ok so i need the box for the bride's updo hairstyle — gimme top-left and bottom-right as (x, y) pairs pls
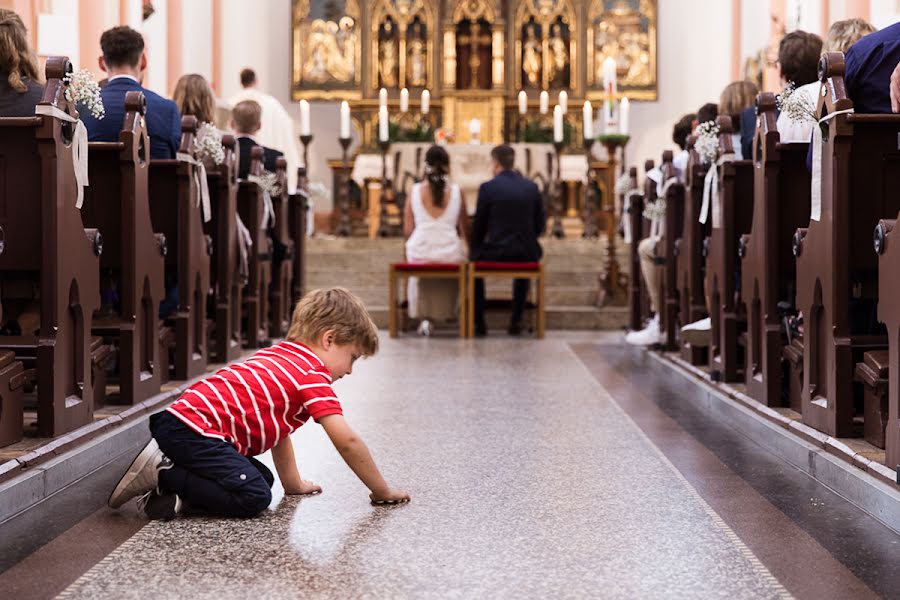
(424, 145), (450, 207)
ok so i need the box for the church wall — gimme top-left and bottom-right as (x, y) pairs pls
(181, 0), (213, 84)
(142, 0), (168, 96)
(870, 0), (900, 28)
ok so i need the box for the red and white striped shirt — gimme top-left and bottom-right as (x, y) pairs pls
(167, 341), (341, 456)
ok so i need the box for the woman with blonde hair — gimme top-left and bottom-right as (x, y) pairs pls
(0, 8), (43, 117)
(719, 80), (758, 158)
(172, 73), (217, 126)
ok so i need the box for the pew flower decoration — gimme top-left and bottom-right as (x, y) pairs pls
(777, 81), (816, 124)
(642, 198), (666, 222)
(615, 173), (632, 197)
(305, 181), (328, 202)
(193, 122), (225, 165)
(694, 120), (719, 165)
(64, 69), (104, 119)
(255, 170), (283, 198)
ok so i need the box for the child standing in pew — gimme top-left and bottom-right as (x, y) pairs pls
(108, 287), (410, 519)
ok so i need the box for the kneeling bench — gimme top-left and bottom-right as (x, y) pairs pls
(467, 262), (545, 339)
(854, 350), (889, 449)
(389, 263), (467, 338)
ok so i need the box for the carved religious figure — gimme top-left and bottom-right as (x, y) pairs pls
(406, 20), (427, 87)
(547, 22), (569, 87)
(379, 19), (399, 88)
(588, 0), (657, 98)
(522, 22), (542, 88)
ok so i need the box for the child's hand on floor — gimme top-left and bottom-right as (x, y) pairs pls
(370, 489), (410, 505)
(285, 480), (322, 496)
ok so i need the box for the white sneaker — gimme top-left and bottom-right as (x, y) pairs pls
(625, 315), (665, 346)
(108, 439), (173, 509)
(416, 319), (432, 337)
(680, 317), (712, 347)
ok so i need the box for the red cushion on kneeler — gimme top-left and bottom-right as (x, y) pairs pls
(472, 261), (540, 271)
(392, 262), (462, 272)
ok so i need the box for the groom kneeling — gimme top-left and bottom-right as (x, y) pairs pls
(470, 145), (546, 336)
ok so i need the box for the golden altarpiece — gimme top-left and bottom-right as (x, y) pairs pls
(291, 0), (657, 145)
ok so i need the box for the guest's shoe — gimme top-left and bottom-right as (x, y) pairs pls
(474, 322), (488, 337)
(507, 321), (523, 336)
(625, 314), (665, 346)
(137, 491), (183, 520)
(416, 319), (433, 337)
(680, 317), (711, 347)
(108, 439), (174, 509)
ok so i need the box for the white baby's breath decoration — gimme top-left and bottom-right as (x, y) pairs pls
(306, 181), (328, 201)
(615, 173), (632, 196)
(777, 81), (816, 125)
(193, 122), (224, 165)
(694, 120), (720, 165)
(642, 199), (666, 222)
(64, 69), (104, 119)
(254, 170), (283, 198)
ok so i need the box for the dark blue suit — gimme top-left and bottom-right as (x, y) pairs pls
(81, 76), (181, 160)
(470, 169), (546, 332)
(844, 21), (900, 114)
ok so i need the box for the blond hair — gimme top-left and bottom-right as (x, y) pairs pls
(232, 99), (261, 134)
(287, 288), (379, 356)
(824, 18), (876, 54)
(0, 9), (41, 93)
(173, 73), (217, 125)
(719, 80), (759, 119)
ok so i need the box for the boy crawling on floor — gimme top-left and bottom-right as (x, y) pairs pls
(108, 287), (410, 519)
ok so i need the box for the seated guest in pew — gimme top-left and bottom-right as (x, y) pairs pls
(671, 113), (696, 182)
(173, 73), (218, 130)
(740, 30), (822, 159)
(108, 288), (410, 519)
(844, 20), (900, 114)
(403, 145), (470, 336)
(780, 19), (876, 142)
(231, 100), (283, 178)
(470, 144), (545, 337)
(0, 9), (43, 117)
(719, 80), (758, 159)
(81, 26), (181, 159)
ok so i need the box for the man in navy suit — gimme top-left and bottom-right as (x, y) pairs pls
(81, 26), (181, 160)
(844, 21), (900, 114)
(470, 145), (545, 336)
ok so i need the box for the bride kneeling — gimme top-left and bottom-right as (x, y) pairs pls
(403, 145), (470, 336)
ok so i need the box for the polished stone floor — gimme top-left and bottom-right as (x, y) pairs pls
(55, 334), (798, 599)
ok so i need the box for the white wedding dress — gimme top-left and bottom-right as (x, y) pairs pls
(405, 182), (467, 320)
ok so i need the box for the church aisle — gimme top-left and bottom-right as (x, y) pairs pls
(47, 334), (819, 599)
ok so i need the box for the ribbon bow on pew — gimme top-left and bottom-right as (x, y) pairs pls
(35, 105), (89, 209)
(175, 151), (212, 223)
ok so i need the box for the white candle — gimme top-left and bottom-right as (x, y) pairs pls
(539, 90), (549, 115)
(339, 101), (350, 139)
(582, 100), (593, 139)
(421, 89), (430, 114)
(469, 118), (481, 135)
(558, 90), (568, 113)
(379, 88), (388, 109)
(378, 106), (389, 142)
(620, 97), (630, 135)
(553, 105), (563, 143)
(299, 100), (310, 136)
(518, 90), (528, 115)
(603, 57), (617, 97)
(603, 99), (615, 134)
(400, 88), (409, 113)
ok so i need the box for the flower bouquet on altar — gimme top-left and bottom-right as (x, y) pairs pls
(434, 128), (456, 145)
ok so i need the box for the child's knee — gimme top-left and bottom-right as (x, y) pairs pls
(234, 484), (272, 518)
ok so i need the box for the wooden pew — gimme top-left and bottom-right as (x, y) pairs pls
(0, 58), (101, 436)
(874, 218), (900, 467)
(290, 166), (308, 304)
(237, 146), (273, 347)
(793, 52), (900, 438)
(148, 115), (210, 380)
(626, 167), (643, 331)
(659, 151), (683, 351)
(205, 135), (243, 363)
(0, 259), (26, 447)
(269, 157), (294, 338)
(705, 116), (753, 382)
(740, 93), (811, 407)
(639, 159), (657, 327)
(81, 91), (165, 404)
(675, 137), (710, 364)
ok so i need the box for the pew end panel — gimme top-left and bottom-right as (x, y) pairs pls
(269, 157), (295, 338)
(237, 146), (273, 348)
(676, 139), (709, 365)
(875, 216), (900, 469)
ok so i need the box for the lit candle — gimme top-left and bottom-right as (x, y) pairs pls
(299, 100), (310, 136)
(339, 101), (350, 139)
(553, 105), (563, 143)
(603, 57), (617, 97)
(558, 90), (568, 113)
(582, 100), (593, 139)
(378, 105), (389, 142)
(518, 90), (528, 115)
(400, 88), (409, 113)
(421, 89), (430, 114)
(379, 88), (388, 109)
(603, 99), (615, 133)
(620, 97), (630, 135)
(539, 90), (549, 115)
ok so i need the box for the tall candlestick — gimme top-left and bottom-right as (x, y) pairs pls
(582, 100), (593, 139)
(379, 88), (388, 109)
(421, 89), (430, 114)
(378, 105), (389, 142)
(553, 105), (563, 143)
(299, 99), (310, 136)
(518, 90), (528, 115)
(339, 101), (350, 139)
(603, 57), (617, 97)
(620, 97), (630, 135)
(539, 90), (549, 115)
(399, 88), (409, 113)
(558, 90), (568, 113)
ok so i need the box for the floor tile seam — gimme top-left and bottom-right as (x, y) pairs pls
(55, 520), (159, 598)
(564, 343), (794, 600)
